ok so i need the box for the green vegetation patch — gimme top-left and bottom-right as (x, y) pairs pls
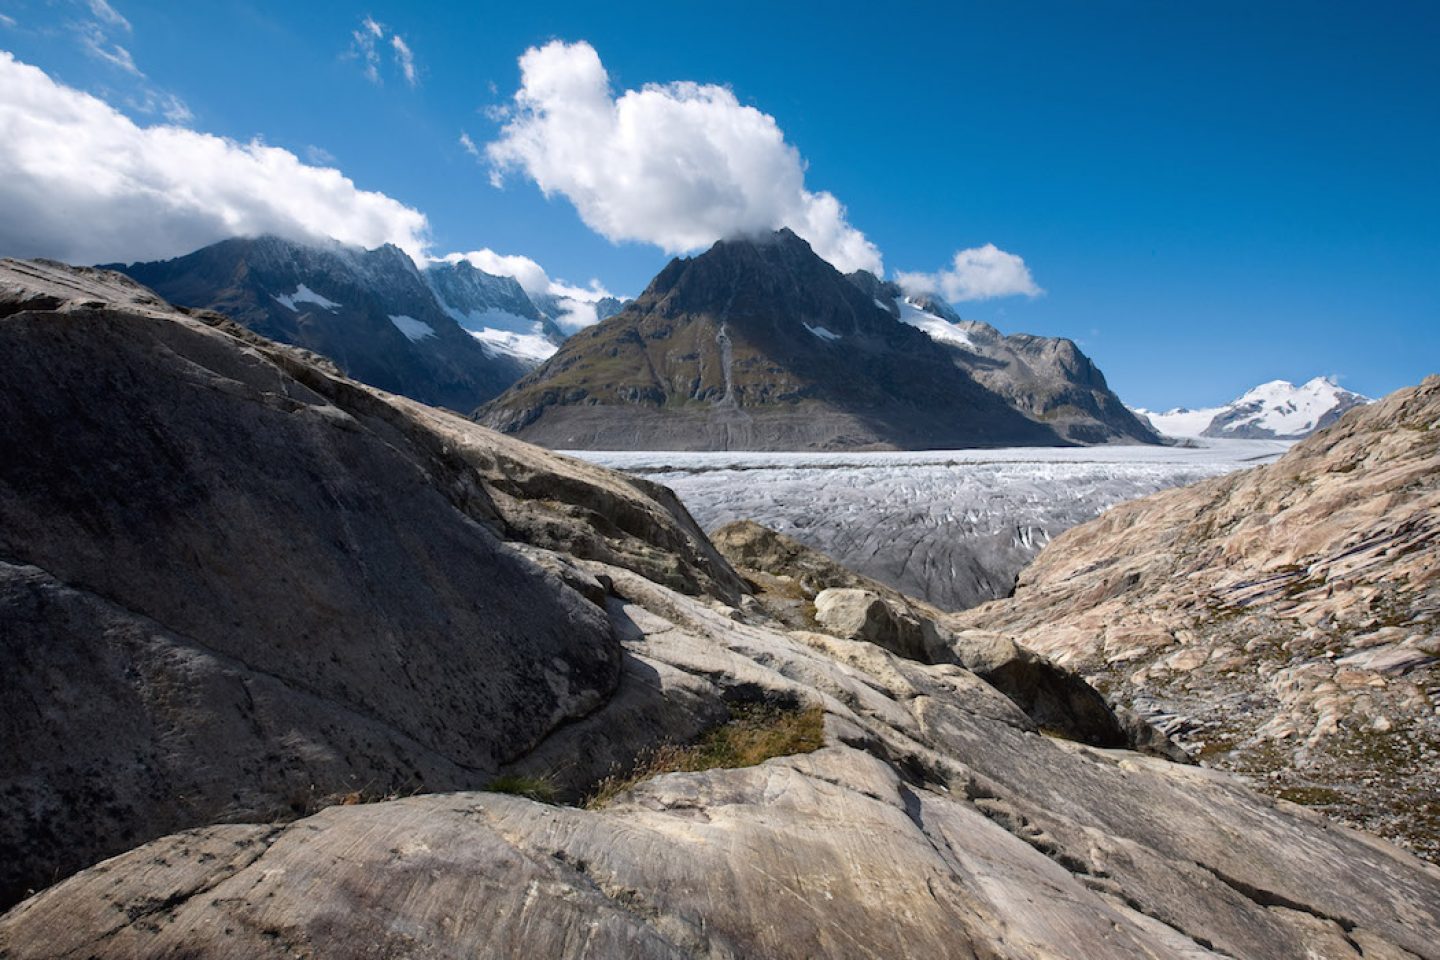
(585, 701), (826, 809)
(486, 775), (559, 804)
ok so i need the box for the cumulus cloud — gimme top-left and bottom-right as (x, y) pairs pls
(895, 244), (1043, 302)
(485, 40), (882, 275)
(435, 247), (616, 332)
(0, 52), (430, 264)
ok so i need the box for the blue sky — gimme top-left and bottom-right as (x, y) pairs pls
(1, 0), (1436, 409)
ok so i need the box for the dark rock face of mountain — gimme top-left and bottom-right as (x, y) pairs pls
(110, 236), (527, 412)
(3, 258), (1440, 959)
(478, 230), (1063, 450)
(854, 274), (1160, 444)
(592, 295), (627, 322)
(424, 258), (566, 342)
(0, 258), (737, 908)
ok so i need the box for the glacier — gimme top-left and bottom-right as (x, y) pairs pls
(575, 441), (1291, 611)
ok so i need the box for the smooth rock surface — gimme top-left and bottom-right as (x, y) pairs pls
(0, 258), (732, 906)
(5, 557), (1440, 959)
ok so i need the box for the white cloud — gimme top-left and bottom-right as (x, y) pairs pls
(895, 244), (1043, 302)
(391, 34), (416, 87)
(125, 89), (192, 124)
(349, 16), (417, 88)
(0, 52), (430, 264)
(77, 20), (140, 74)
(458, 131), (479, 157)
(305, 144), (337, 166)
(436, 249), (550, 296)
(86, 0), (131, 32)
(434, 247), (616, 332)
(485, 40), (882, 275)
(0, 12), (19, 28)
(351, 17), (383, 83)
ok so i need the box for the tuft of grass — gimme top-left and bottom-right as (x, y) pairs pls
(487, 774), (559, 804)
(585, 702), (825, 809)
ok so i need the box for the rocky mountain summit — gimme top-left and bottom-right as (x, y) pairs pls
(3, 258), (1439, 958)
(1138, 377), (1371, 440)
(112, 235), (530, 411)
(423, 256), (568, 359)
(110, 235), (632, 407)
(852, 272), (1159, 444)
(959, 377), (1440, 858)
(479, 230), (1156, 450)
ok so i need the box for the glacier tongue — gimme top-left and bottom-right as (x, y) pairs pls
(576, 441), (1290, 611)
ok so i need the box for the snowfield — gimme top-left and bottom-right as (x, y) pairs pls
(574, 441), (1291, 611)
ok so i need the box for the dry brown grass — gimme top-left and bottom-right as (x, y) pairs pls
(585, 702), (825, 808)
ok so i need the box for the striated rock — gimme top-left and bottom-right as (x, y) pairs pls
(0, 258), (737, 906)
(960, 376), (1440, 857)
(5, 557), (1440, 959)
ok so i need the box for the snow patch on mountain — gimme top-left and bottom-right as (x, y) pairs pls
(389, 315), (436, 342)
(896, 297), (975, 349)
(804, 323), (841, 341)
(470, 328), (559, 363)
(273, 283), (341, 312)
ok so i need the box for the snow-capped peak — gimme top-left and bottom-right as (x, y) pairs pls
(1136, 377), (1371, 440)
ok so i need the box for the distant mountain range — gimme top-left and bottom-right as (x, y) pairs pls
(1135, 377), (1371, 440)
(108, 236), (623, 413)
(478, 229), (1159, 450)
(109, 230), (1157, 450)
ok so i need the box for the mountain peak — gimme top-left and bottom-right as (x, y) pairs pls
(1138, 377), (1372, 439)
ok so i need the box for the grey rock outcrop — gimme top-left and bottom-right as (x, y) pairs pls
(813, 587), (949, 662)
(717, 521), (1162, 753)
(959, 375), (1440, 858)
(5, 558), (1439, 959)
(0, 258), (735, 906)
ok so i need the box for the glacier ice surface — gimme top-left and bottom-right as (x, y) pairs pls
(574, 441), (1291, 611)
